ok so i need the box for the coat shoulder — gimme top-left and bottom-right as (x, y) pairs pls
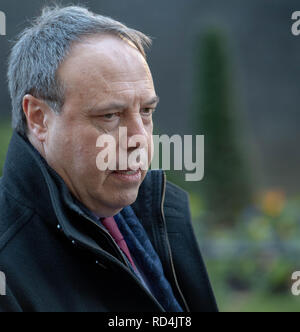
(164, 179), (191, 223)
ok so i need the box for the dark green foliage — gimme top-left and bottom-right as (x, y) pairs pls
(194, 30), (253, 225)
(0, 119), (12, 177)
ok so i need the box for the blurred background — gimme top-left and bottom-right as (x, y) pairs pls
(1, 0), (300, 311)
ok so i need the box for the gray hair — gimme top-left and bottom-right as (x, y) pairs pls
(7, 5), (152, 137)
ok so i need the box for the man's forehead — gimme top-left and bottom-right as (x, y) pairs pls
(58, 34), (153, 91)
(65, 34), (148, 70)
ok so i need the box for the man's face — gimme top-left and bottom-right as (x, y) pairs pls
(43, 34), (158, 217)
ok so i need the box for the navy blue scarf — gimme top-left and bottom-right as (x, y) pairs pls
(115, 206), (183, 312)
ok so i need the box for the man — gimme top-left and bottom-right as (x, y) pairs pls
(0, 5), (217, 312)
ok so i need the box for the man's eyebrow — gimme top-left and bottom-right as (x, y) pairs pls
(144, 96), (160, 106)
(87, 102), (127, 114)
(97, 102), (127, 112)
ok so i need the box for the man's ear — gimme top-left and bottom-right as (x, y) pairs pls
(22, 94), (51, 142)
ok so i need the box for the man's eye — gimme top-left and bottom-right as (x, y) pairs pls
(141, 108), (155, 116)
(103, 113), (119, 120)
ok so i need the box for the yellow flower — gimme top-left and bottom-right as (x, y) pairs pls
(261, 190), (286, 217)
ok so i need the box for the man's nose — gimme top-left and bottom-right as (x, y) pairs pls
(121, 115), (147, 150)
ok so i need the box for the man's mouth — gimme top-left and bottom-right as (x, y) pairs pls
(112, 169), (139, 175)
(110, 168), (142, 183)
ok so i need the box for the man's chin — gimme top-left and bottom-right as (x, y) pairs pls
(95, 189), (139, 216)
(117, 189), (139, 207)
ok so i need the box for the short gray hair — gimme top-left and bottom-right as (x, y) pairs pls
(7, 5), (152, 137)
